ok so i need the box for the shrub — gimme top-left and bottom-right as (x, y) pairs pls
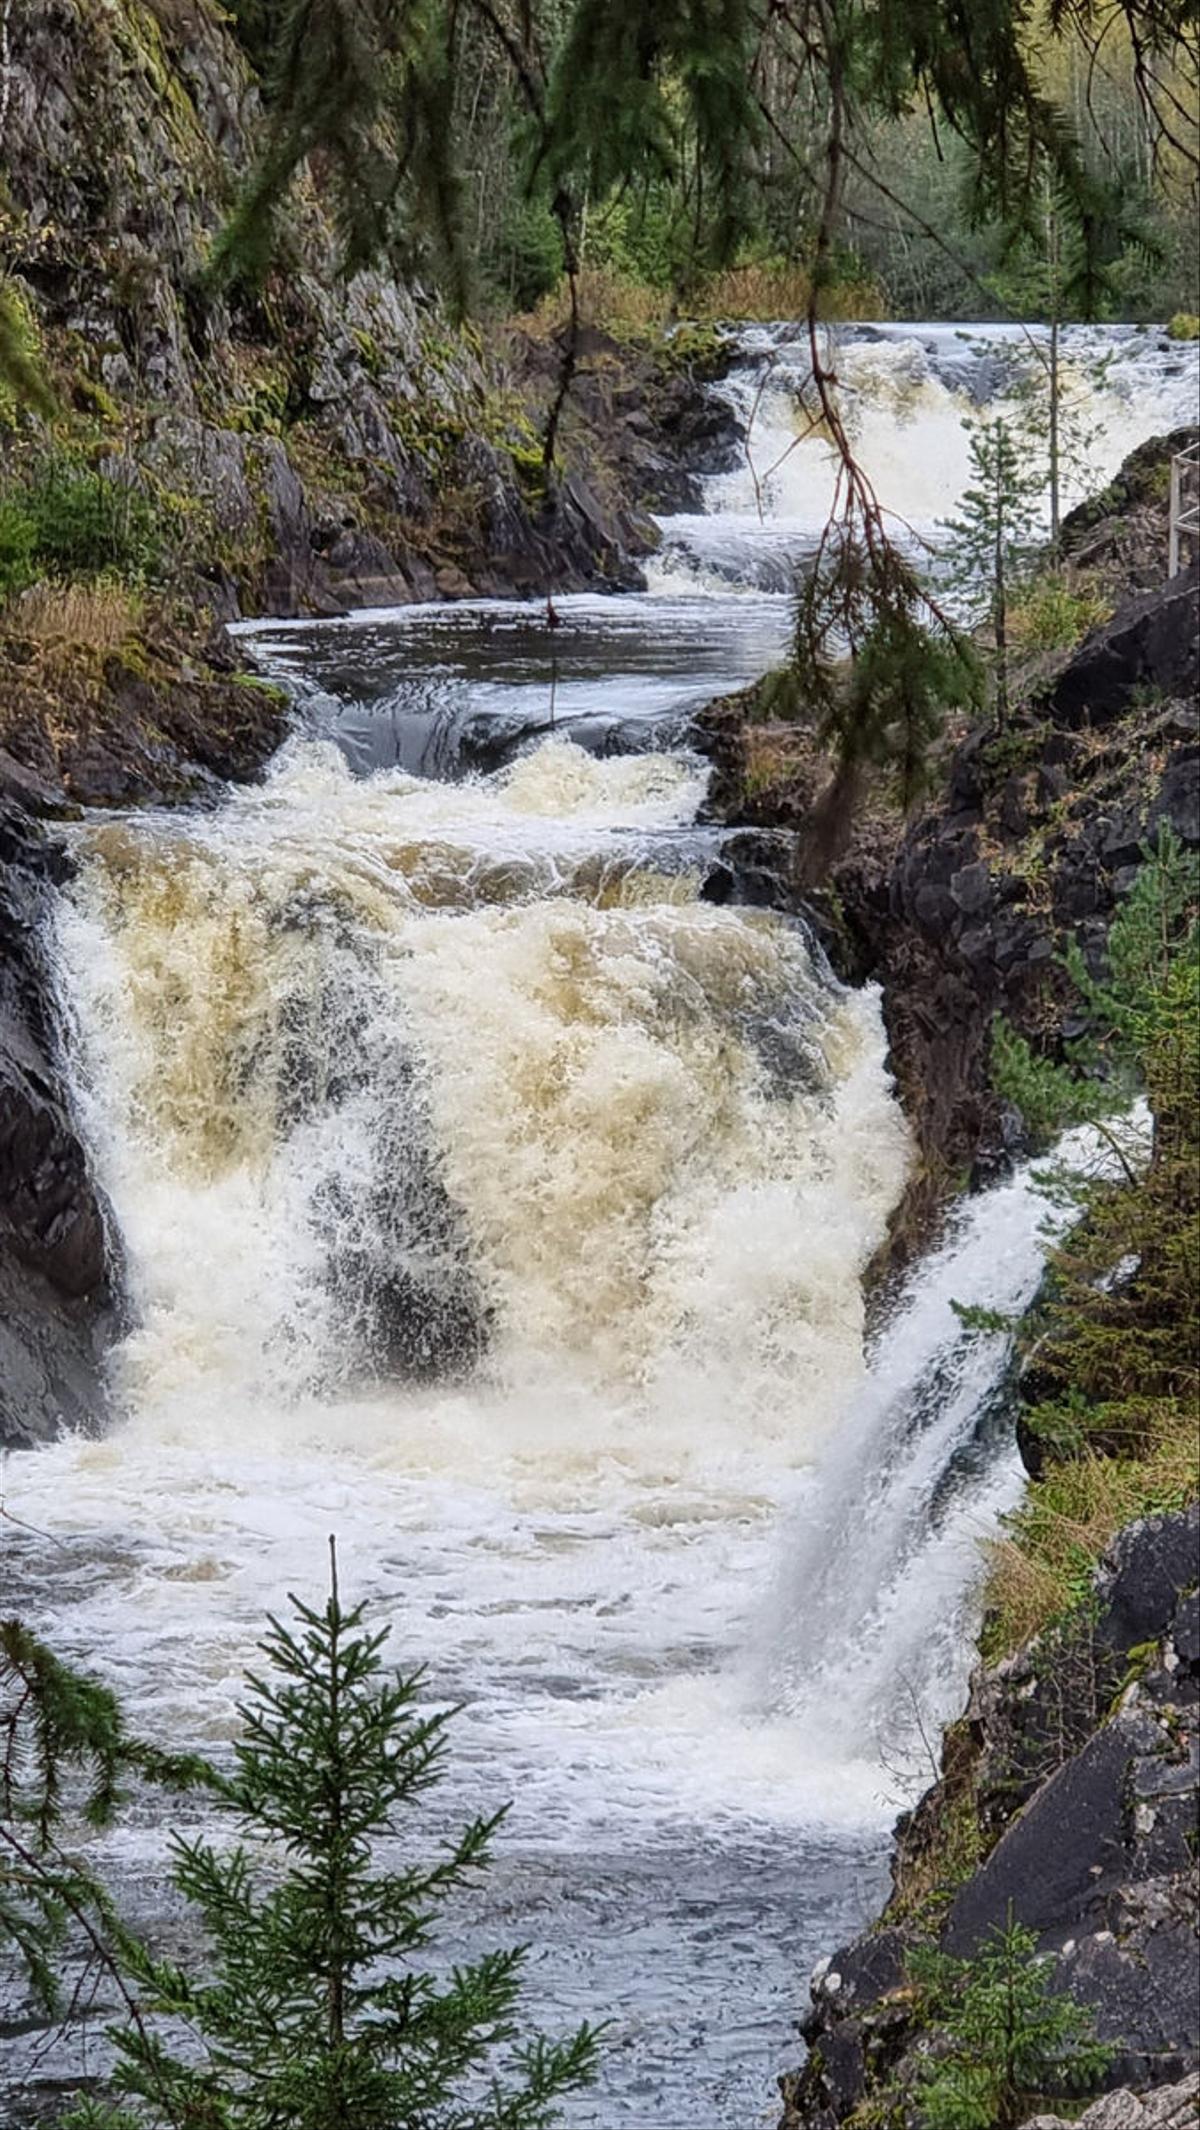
(22, 460), (162, 580)
(1008, 572), (1110, 653)
(0, 457), (165, 609)
(0, 490), (38, 605)
(1166, 311), (1200, 340)
(911, 1914), (1112, 2129)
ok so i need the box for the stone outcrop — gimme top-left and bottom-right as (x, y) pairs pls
(1021, 2070), (1200, 2127)
(0, 607), (291, 810)
(0, 803), (119, 1446)
(781, 1510), (1200, 2127)
(0, 0), (705, 617)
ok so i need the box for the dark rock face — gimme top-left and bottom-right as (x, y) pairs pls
(1050, 568), (1200, 729)
(699, 432), (1200, 1257)
(835, 565), (1199, 1244)
(0, 804), (118, 1448)
(780, 1511), (1200, 2126)
(1, 0), (686, 615)
(0, 613), (291, 811)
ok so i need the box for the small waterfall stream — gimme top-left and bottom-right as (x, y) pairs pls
(3, 323), (1194, 2125)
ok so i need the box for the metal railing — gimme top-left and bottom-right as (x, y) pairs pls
(1168, 440), (1200, 578)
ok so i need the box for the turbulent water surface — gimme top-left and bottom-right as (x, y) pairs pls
(5, 323), (1196, 2126)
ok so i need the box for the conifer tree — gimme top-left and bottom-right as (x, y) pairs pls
(939, 417), (1043, 723)
(59, 1543), (600, 2130)
(0, 1621), (208, 2024)
(911, 1911), (1112, 2129)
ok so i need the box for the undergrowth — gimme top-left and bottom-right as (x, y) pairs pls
(983, 826), (1199, 1659)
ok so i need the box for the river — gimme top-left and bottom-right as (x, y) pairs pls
(3, 321), (1196, 2126)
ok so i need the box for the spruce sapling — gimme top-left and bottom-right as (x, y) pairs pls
(65, 1540), (600, 2130)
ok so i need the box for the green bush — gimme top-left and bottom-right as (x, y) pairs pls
(0, 457), (164, 607)
(0, 491), (38, 605)
(911, 1914), (1111, 2128)
(1166, 310), (1200, 340)
(1009, 573), (1110, 654)
(22, 460), (162, 579)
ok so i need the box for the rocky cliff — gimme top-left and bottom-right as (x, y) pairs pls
(1, 0), (717, 624)
(699, 429), (1200, 1252)
(781, 1509), (1199, 2127)
(0, 803), (119, 1446)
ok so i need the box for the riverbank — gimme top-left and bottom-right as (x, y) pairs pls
(690, 442), (1199, 2122)
(698, 426), (1199, 1264)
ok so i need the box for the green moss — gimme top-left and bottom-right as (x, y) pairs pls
(350, 327), (383, 380)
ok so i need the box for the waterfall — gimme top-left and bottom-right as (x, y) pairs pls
(7, 318), (1188, 2126)
(51, 736), (909, 1475)
(651, 319), (1200, 592)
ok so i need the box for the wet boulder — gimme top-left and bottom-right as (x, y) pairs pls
(0, 803), (120, 1447)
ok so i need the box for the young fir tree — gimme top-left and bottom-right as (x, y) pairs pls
(939, 418), (1043, 724)
(0, 1622), (209, 2025)
(989, 177), (1116, 549)
(60, 1544), (600, 2130)
(911, 1912), (1112, 2130)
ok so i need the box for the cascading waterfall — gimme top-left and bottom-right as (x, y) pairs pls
(5, 322), (1190, 2126)
(650, 319), (1200, 592)
(55, 737), (908, 1455)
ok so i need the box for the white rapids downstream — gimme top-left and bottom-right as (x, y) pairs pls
(3, 322), (1196, 2126)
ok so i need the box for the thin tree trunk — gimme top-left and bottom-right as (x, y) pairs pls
(1047, 198), (1062, 548)
(994, 475), (1009, 726)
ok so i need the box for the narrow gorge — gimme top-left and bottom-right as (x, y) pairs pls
(1, 5), (1198, 2125)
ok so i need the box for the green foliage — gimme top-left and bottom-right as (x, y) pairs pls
(500, 191), (567, 312)
(538, 0), (760, 269)
(939, 416), (1043, 719)
(1009, 572), (1109, 653)
(991, 1018), (1106, 1145)
(1166, 311), (1200, 339)
(0, 490), (39, 604)
(982, 827), (1199, 1650)
(792, 531), (980, 818)
(0, 459), (164, 606)
(993, 824), (1200, 1152)
(61, 1547), (600, 2130)
(911, 1915), (1112, 2129)
(215, 0), (1198, 324)
(0, 1621), (209, 2019)
(0, 283), (56, 425)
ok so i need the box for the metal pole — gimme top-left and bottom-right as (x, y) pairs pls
(1169, 453), (1180, 580)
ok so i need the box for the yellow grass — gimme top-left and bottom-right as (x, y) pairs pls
(982, 1424), (1199, 1659)
(10, 578), (143, 649)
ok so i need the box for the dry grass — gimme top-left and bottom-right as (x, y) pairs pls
(692, 261), (880, 321)
(517, 271), (674, 344)
(10, 578), (143, 649)
(981, 1424), (1199, 1660)
(516, 259), (883, 341)
(742, 723), (818, 798)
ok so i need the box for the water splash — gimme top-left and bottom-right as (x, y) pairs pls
(653, 320), (1200, 591)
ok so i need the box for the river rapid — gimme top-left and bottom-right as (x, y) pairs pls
(4, 322), (1197, 2126)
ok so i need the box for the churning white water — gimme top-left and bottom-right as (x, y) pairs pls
(651, 319), (1200, 591)
(3, 323), (1189, 2124)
